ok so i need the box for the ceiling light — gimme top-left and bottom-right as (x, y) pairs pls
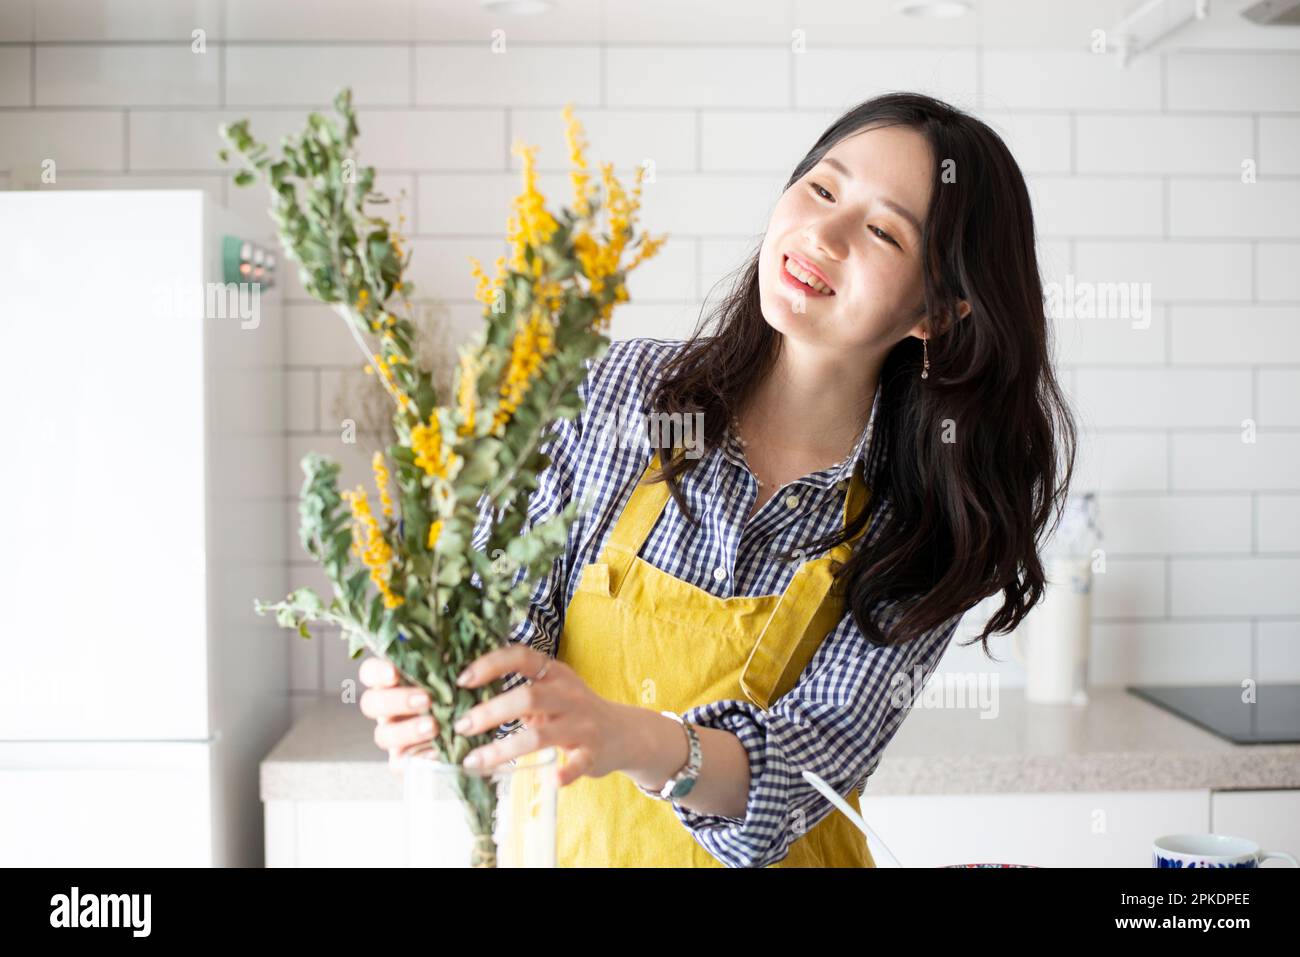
(893, 0), (972, 18)
(480, 0), (554, 13)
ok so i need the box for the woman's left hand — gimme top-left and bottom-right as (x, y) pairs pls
(454, 645), (629, 786)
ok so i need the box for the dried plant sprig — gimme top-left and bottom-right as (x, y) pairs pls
(220, 90), (666, 867)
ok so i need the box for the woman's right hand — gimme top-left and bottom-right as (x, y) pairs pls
(359, 656), (437, 762)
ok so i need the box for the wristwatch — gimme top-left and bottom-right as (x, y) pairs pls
(636, 710), (702, 801)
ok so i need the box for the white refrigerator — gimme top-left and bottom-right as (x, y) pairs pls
(0, 190), (289, 866)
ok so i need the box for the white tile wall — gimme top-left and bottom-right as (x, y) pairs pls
(416, 45), (600, 107)
(981, 49), (1162, 111)
(0, 45), (29, 104)
(1075, 115), (1253, 176)
(32, 0), (223, 42)
(1165, 52), (1300, 112)
(35, 44), (220, 106)
(1, 0), (1296, 716)
(795, 47), (979, 109)
(225, 45), (412, 107)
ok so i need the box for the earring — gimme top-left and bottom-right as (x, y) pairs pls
(921, 336), (930, 380)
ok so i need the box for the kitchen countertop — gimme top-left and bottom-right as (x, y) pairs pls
(259, 687), (1300, 802)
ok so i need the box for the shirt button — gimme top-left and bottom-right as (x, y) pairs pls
(713, 566), (727, 582)
(836, 479), (848, 491)
(784, 494), (800, 509)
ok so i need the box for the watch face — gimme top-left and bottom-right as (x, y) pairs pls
(670, 778), (696, 799)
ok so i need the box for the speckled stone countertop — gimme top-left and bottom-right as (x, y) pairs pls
(259, 688), (1300, 802)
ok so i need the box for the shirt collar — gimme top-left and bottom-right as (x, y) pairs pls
(722, 376), (884, 492)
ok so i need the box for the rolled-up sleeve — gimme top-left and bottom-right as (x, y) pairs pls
(670, 604), (964, 868)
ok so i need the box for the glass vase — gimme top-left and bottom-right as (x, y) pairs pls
(401, 745), (559, 868)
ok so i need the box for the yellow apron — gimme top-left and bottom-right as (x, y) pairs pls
(541, 448), (877, 868)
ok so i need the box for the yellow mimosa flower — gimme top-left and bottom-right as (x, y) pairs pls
(562, 101), (594, 219)
(371, 450), (393, 519)
(365, 349), (408, 406)
(506, 139), (559, 280)
(411, 413), (452, 478)
(456, 350), (480, 437)
(491, 304), (556, 434)
(342, 486), (404, 609)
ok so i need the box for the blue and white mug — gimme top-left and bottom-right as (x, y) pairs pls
(1153, 833), (1299, 868)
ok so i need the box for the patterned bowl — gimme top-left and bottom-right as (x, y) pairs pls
(941, 863), (1040, 868)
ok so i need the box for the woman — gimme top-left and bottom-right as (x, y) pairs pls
(360, 91), (1077, 868)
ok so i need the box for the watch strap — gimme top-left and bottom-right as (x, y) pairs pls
(636, 710), (701, 801)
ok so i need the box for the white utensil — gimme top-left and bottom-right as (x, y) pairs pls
(801, 769), (904, 868)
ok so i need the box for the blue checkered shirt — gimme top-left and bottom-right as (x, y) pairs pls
(473, 336), (963, 867)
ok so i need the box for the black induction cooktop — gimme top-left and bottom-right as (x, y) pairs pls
(1126, 684), (1300, 745)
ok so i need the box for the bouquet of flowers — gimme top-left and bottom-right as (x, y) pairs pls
(218, 88), (665, 866)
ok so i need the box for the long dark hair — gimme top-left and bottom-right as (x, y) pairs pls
(643, 91), (1077, 656)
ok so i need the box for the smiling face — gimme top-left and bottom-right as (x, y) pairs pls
(757, 123), (937, 354)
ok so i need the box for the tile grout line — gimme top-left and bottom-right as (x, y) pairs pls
(1160, 50), (1167, 112)
(217, 25), (224, 109)
(788, 14), (795, 110)
(1167, 421), (1173, 494)
(1251, 241), (1258, 303)
(1251, 488), (1257, 555)
(1069, 110), (1075, 175)
(1250, 618), (1257, 684)
(1170, 553), (1180, 621)
(695, 109), (701, 172)
(1162, 176), (1169, 239)
(411, 171), (419, 236)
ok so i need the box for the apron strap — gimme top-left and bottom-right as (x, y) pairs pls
(740, 460), (874, 710)
(838, 457), (874, 552)
(596, 448), (674, 596)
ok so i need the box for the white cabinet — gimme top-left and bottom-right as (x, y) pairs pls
(266, 800), (407, 868)
(858, 790), (1212, 867)
(0, 742), (213, 867)
(1211, 789), (1300, 865)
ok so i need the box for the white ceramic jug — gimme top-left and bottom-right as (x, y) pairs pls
(1013, 554), (1093, 705)
(1013, 493), (1100, 705)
